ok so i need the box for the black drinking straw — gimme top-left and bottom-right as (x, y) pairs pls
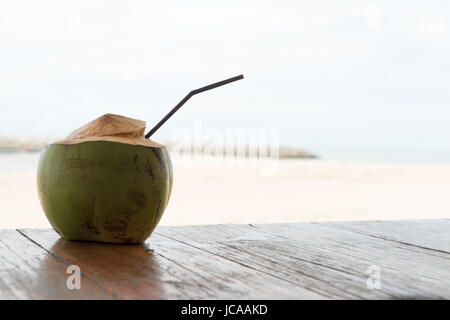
(145, 74), (244, 139)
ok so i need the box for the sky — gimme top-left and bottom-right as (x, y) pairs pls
(0, 1), (449, 151)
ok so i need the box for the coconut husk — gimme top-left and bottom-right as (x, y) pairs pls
(56, 113), (163, 148)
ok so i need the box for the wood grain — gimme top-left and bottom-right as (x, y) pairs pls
(225, 223), (449, 299)
(0, 229), (112, 299)
(0, 220), (447, 299)
(19, 229), (324, 299)
(320, 219), (450, 253)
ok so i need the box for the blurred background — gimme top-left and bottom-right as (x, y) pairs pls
(1, 1), (449, 228)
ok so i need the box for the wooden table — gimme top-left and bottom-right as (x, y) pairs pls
(1, 220), (449, 299)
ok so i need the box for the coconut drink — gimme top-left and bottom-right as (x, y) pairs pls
(37, 75), (243, 244)
(37, 114), (173, 243)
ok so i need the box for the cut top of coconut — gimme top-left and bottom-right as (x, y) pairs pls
(68, 113), (146, 139)
(55, 113), (164, 148)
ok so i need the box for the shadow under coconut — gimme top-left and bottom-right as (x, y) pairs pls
(30, 235), (176, 299)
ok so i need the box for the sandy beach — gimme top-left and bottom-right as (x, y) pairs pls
(1, 154), (449, 229)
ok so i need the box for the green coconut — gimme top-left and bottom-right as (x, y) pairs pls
(37, 114), (173, 244)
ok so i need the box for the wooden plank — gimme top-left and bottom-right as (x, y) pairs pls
(248, 222), (449, 280)
(9, 220), (450, 299)
(156, 223), (450, 299)
(147, 232), (326, 299)
(156, 225), (363, 299)
(235, 223), (450, 298)
(250, 223), (450, 290)
(20, 228), (325, 299)
(0, 229), (113, 299)
(319, 219), (450, 253)
(19, 229), (210, 299)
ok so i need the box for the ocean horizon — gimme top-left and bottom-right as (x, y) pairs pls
(1, 146), (450, 174)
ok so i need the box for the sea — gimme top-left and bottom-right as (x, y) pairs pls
(1, 147), (450, 173)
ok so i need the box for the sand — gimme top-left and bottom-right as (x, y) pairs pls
(1, 158), (449, 229)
